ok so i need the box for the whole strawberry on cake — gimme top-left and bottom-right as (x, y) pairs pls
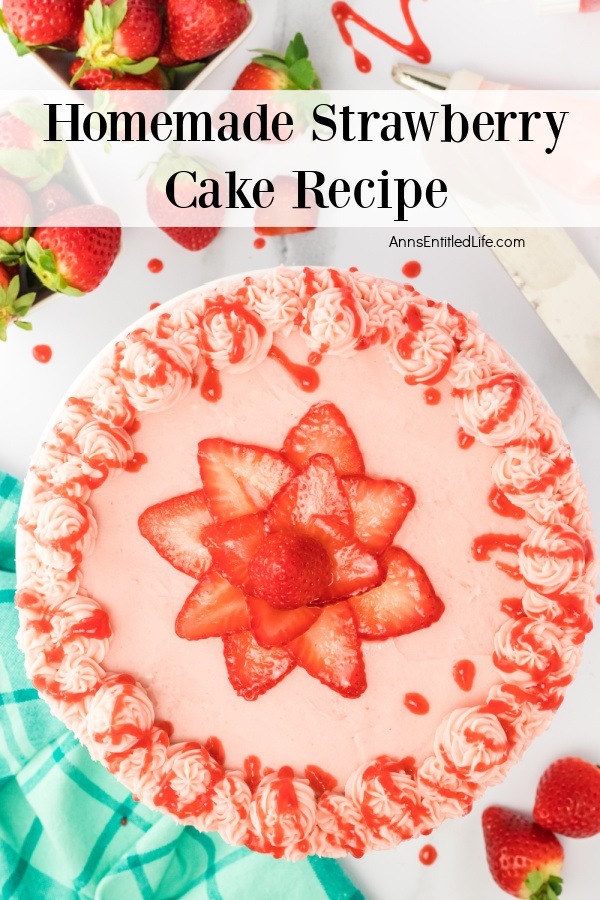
(16, 266), (596, 859)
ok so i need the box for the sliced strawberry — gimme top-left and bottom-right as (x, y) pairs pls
(198, 439), (295, 522)
(202, 514), (265, 587)
(265, 454), (353, 534)
(138, 490), (212, 579)
(342, 476), (415, 553)
(222, 631), (296, 701)
(246, 595), (320, 648)
(289, 602), (366, 698)
(349, 547), (444, 640)
(283, 402), (365, 476)
(307, 516), (384, 600)
(175, 570), (250, 640)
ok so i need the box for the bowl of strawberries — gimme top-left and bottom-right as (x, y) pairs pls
(0, 0), (256, 93)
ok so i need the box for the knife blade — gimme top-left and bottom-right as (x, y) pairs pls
(392, 63), (600, 399)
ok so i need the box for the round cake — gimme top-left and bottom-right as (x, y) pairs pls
(15, 266), (596, 859)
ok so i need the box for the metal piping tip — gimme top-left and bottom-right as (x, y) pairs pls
(391, 64), (451, 97)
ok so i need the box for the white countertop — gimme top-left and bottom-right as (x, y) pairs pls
(1, 2), (599, 898)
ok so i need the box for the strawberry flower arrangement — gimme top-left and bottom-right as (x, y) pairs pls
(140, 401), (445, 701)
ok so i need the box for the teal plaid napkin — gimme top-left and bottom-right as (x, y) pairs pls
(0, 472), (362, 900)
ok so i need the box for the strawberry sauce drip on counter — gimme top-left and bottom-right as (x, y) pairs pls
(305, 765), (338, 795)
(268, 346), (320, 392)
(453, 659), (476, 692)
(404, 692), (429, 715)
(419, 844), (438, 865)
(32, 344), (52, 364)
(488, 486), (526, 520)
(331, 1), (431, 73)
(402, 260), (422, 279)
(457, 428), (475, 450)
(205, 736), (225, 766)
(147, 258), (164, 273)
(254, 237), (266, 249)
(149, 302), (160, 311)
(200, 365), (222, 403)
(424, 387), (440, 405)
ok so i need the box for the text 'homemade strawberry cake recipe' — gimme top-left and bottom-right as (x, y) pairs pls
(15, 266), (597, 859)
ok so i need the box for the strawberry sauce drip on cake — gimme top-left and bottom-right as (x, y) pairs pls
(331, 1), (431, 72)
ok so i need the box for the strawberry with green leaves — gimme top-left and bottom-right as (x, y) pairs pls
(0, 176), (32, 261)
(0, 0), (82, 55)
(74, 0), (162, 83)
(167, 0), (250, 62)
(233, 33), (320, 91)
(0, 271), (36, 341)
(26, 205), (121, 295)
(482, 806), (564, 900)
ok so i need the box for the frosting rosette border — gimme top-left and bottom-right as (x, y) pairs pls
(15, 266), (597, 859)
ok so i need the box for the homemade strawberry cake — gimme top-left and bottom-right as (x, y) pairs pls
(16, 266), (596, 859)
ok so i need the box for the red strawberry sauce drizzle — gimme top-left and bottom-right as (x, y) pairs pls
(457, 428), (475, 450)
(360, 757), (424, 837)
(396, 302), (454, 386)
(200, 365), (223, 402)
(254, 237), (266, 250)
(404, 692), (429, 715)
(331, 1), (431, 73)
(453, 659), (476, 692)
(126, 453), (147, 473)
(118, 332), (190, 388)
(267, 346), (320, 392)
(200, 297), (266, 365)
(32, 344), (52, 364)
(453, 373), (524, 435)
(402, 260), (422, 279)
(472, 533), (524, 579)
(147, 258), (163, 274)
(424, 388), (440, 405)
(488, 486), (526, 520)
(492, 618), (566, 683)
(419, 844), (437, 865)
(304, 765), (338, 795)
(205, 736), (225, 766)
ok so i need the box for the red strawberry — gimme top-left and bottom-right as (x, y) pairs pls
(202, 513), (265, 587)
(283, 402), (365, 476)
(222, 630), (295, 701)
(254, 175), (317, 238)
(69, 58), (115, 89)
(175, 569), (249, 639)
(198, 438), (295, 522)
(265, 454), (353, 533)
(342, 476), (415, 553)
(0, 264), (10, 290)
(234, 33), (319, 91)
(1, 0), (81, 50)
(0, 176), (32, 247)
(247, 532), (331, 609)
(26, 205), (121, 295)
(289, 601), (366, 698)
(157, 19), (186, 67)
(245, 595), (320, 648)
(34, 182), (77, 219)
(76, 0), (162, 76)
(482, 807), (564, 900)
(139, 490), (213, 579)
(305, 515), (384, 601)
(167, 0), (250, 62)
(350, 547), (444, 640)
(146, 152), (223, 252)
(533, 757), (600, 838)
(104, 73), (162, 89)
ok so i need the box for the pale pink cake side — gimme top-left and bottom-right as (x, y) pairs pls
(15, 266), (596, 859)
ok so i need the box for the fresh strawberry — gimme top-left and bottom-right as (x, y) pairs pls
(25, 205), (121, 295)
(103, 73), (163, 89)
(138, 489), (213, 579)
(234, 33), (319, 91)
(0, 264), (10, 290)
(289, 601), (366, 698)
(482, 807), (564, 900)
(533, 757), (600, 838)
(76, 0), (162, 78)
(167, 0), (250, 62)
(245, 595), (320, 648)
(306, 515), (384, 601)
(0, 176), (32, 248)
(34, 182), (77, 218)
(265, 454), (353, 533)
(342, 476), (415, 553)
(0, 272), (36, 341)
(247, 532), (331, 609)
(202, 513), (265, 587)
(157, 19), (186, 67)
(350, 547), (444, 640)
(0, 0), (82, 52)
(69, 57), (115, 89)
(254, 175), (317, 238)
(176, 569), (249, 639)
(222, 630), (295, 701)
(146, 152), (223, 251)
(198, 438), (295, 522)
(283, 402), (365, 476)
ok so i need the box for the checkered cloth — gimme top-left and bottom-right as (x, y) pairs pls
(0, 472), (362, 900)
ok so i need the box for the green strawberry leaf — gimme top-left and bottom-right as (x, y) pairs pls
(120, 56), (159, 75)
(0, 239), (22, 266)
(288, 58), (317, 90)
(14, 319), (33, 331)
(255, 57), (289, 75)
(108, 0), (128, 31)
(12, 292), (36, 315)
(0, 320), (7, 342)
(285, 33), (309, 68)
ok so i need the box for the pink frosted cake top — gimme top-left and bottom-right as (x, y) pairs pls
(16, 266), (596, 859)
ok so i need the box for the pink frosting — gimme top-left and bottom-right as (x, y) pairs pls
(16, 266), (596, 859)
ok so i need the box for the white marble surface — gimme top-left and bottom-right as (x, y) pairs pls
(1, 1), (599, 898)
